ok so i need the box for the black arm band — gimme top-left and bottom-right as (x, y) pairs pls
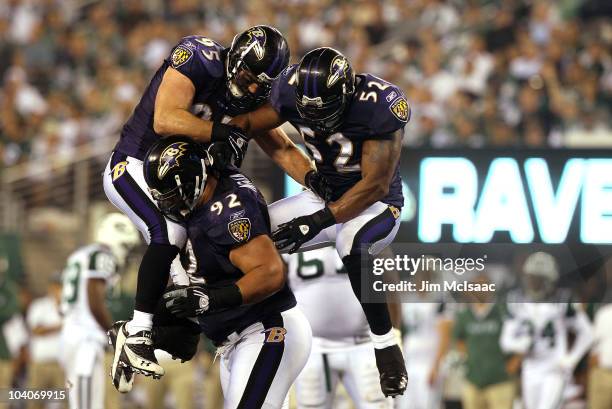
(211, 122), (232, 143)
(209, 284), (243, 310)
(312, 206), (336, 229)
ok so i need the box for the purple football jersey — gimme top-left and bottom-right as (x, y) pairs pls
(270, 64), (408, 207)
(186, 171), (296, 343)
(116, 36), (251, 160)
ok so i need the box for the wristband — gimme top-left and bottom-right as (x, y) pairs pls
(312, 207), (336, 229)
(209, 284), (243, 310)
(211, 122), (232, 143)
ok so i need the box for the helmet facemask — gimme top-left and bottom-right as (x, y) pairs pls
(149, 158), (208, 223)
(296, 92), (349, 133)
(226, 44), (274, 111)
(294, 48), (355, 134)
(225, 25), (289, 113)
(523, 274), (555, 301)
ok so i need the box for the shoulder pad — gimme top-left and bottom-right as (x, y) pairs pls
(203, 174), (268, 246)
(352, 74), (410, 136)
(167, 36), (224, 85)
(270, 64), (299, 116)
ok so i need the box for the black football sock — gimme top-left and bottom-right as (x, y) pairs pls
(134, 243), (179, 313)
(342, 254), (393, 336)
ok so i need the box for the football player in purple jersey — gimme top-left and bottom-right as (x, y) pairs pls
(230, 47), (411, 397)
(137, 136), (311, 407)
(103, 26), (318, 389)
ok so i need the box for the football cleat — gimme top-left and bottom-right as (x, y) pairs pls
(122, 329), (165, 378)
(374, 344), (408, 397)
(108, 321), (165, 392)
(108, 321), (135, 393)
(110, 362), (135, 393)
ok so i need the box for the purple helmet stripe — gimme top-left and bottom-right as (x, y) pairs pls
(268, 41), (288, 78)
(303, 57), (315, 96)
(265, 52), (280, 76)
(311, 49), (326, 98)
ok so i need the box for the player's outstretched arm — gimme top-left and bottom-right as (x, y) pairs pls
(254, 127), (315, 186)
(230, 103), (284, 135)
(232, 105), (327, 191)
(329, 129), (403, 223)
(153, 67), (215, 142)
(88, 278), (113, 331)
(272, 131), (403, 252)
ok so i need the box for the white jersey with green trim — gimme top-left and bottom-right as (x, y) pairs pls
(504, 301), (593, 372)
(60, 243), (117, 343)
(284, 247), (370, 348)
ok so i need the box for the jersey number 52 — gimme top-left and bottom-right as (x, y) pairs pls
(300, 128), (360, 173)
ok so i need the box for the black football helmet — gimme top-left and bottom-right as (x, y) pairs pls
(226, 25), (290, 111)
(295, 47), (355, 133)
(144, 136), (211, 222)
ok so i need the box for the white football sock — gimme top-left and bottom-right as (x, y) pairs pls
(126, 310), (153, 335)
(370, 328), (398, 350)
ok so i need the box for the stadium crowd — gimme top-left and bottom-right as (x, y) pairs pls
(0, 0), (611, 168)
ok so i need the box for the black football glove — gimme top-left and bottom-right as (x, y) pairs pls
(305, 170), (333, 202)
(152, 323), (201, 362)
(163, 285), (210, 318)
(226, 130), (248, 167)
(210, 123), (248, 168)
(152, 296), (202, 362)
(163, 284), (243, 318)
(272, 207), (336, 253)
(208, 142), (236, 172)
